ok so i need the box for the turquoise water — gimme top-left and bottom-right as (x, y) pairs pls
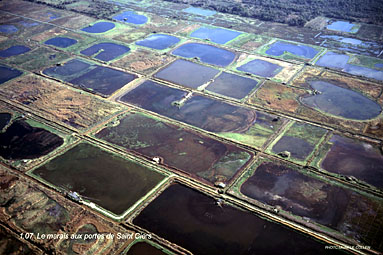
(113, 11), (148, 25)
(81, 22), (115, 33)
(0, 45), (30, 57)
(237, 59), (282, 77)
(172, 43), (235, 67)
(44, 37), (77, 48)
(80, 42), (130, 61)
(190, 27), (242, 44)
(183, 7), (216, 16)
(327, 21), (358, 33)
(301, 81), (381, 120)
(265, 41), (319, 59)
(136, 34), (180, 50)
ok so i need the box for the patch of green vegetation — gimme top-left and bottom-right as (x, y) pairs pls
(348, 54), (383, 69)
(227, 33), (271, 51)
(210, 150), (251, 179)
(162, 0), (383, 27)
(266, 121), (327, 164)
(44, 34), (98, 53)
(5, 47), (70, 71)
(219, 123), (274, 149)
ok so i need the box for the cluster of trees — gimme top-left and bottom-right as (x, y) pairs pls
(27, 0), (122, 19)
(165, 0), (383, 26)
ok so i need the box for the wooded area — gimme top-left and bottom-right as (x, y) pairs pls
(167, 0), (383, 26)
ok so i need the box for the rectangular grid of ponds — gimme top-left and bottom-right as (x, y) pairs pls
(1, 1), (383, 254)
(119, 80), (285, 149)
(95, 111), (253, 186)
(133, 183), (345, 255)
(43, 58), (137, 96)
(232, 158), (383, 251)
(31, 143), (166, 216)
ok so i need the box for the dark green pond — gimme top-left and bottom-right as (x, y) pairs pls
(126, 242), (167, 255)
(33, 143), (165, 215)
(0, 120), (63, 160)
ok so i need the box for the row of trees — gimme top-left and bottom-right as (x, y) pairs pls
(165, 0), (383, 26)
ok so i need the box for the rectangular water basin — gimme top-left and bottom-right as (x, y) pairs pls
(31, 143), (166, 216)
(235, 159), (383, 250)
(95, 112), (253, 186)
(120, 80), (285, 149)
(133, 183), (345, 255)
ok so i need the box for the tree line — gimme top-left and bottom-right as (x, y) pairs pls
(165, 0), (383, 26)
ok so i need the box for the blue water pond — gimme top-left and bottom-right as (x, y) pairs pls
(113, 11), (148, 25)
(80, 42), (130, 61)
(45, 37), (77, 48)
(265, 41), (319, 59)
(18, 21), (39, 28)
(45, 12), (60, 20)
(172, 43), (235, 67)
(237, 59), (282, 78)
(0, 25), (18, 34)
(190, 27), (242, 44)
(183, 7), (216, 16)
(316, 52), (383, 81)
(327, 21), (358, 33)
(154, 59), (219, 89)
(0, 45), (30, 58)
(374, 63), (383, 69)
(43, 59), (93, 81)
(344, 65), (383, 81)
(301, 80), (381, 120)
(81, 22), (115, 33)
(206, 72), (259, 99)
(136, 34), (180, 50)
(315, 52), (350, 69)
(0, 65), (23, 84)
(69, 66), (137, 96)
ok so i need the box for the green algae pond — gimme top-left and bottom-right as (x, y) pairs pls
(32, 143), (165, 215)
